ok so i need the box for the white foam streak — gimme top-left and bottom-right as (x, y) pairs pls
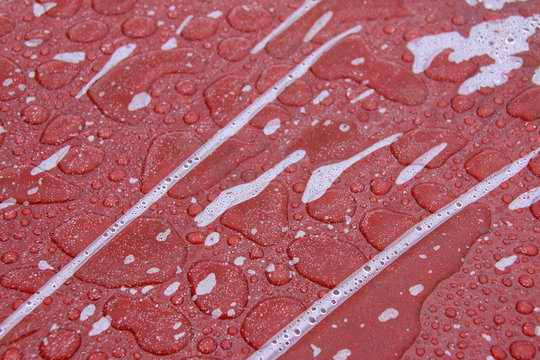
(303, 11), (333, 43)
(250, 146), (540, 360)
(395, 143), (447, 185)
(196, 150), (305, 227)
(75, 44), (136, 99)
(176, 15), (194, 35)
(54, 52), (86, 64)
(532, 65), (540, 85)
(508, 186), (540, 210)
(0, 26), (362, 342)
(0, 198), (16, 210)
(302, 133), (401, 203)
(30, 145), (70, 176)
(350, 89), (374, 103)
(251, 0), (323, 54)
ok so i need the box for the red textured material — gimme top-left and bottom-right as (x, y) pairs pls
(0, 0), (538, 359)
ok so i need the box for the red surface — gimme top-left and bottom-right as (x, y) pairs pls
(0, 0), (539, 359)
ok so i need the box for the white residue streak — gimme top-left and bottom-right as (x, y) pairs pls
(263, 118), (281, 135)
(207, 10), (222, 18)
(161, 38), (178, 51)
(196, 150), (306, 226)
(333, 349), (351, 360)
(156, 228), (171, 242)
(164, 281), (180, 296)
(89, 316), (111, 336)
(312, 90), (330, 105)
(79, 304), (96, 321)
(24, 39), (43, 47)
(407, 15), (540, 94)
(250, 147), (540, 360)
(508, 186), (540, 210)
(302, 134), (401, 203)
(128, 92), (151, 111)
(395, 143), (447, 185)
(0, 25), (364, 344)
(251, 0), (324, 53)
(195, 273), (216, 296)
(123, 254), (135, 265)
(33, 2), (56, 17)
(176, 15), (194, 35)
(204, 232), (220, 246)
(408, 284), (424, 296)
(37, 260), (54, 270)
(495, 254), (517, 271)
(533, 66), (540, 85)
(303, 11), (333, 43)
(0, 198), (16, 210)
(311, 344), (321, 357)
(75, 44), (136, 99)
(378, 308), (399, 322)
(54, 52), (86, 64)
(234, 257), (246, 266)
(350, 89), (375, 103)
(464, 0), (527, 10)
(31, 145), (71, 176)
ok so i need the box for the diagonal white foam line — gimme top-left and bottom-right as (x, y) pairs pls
(250, 146), (539, 360)
(251, 0), (323, 54)
(303, 11), (333, 43)
(176, 15), (194, 35)
(302, 133), (402, 203)
(395, 142), (448, 185)
(508, 186), (540, 210)
(0, 24), (363, 342)
(30, 145), (71, 176)
(195, 150), (306, 227)
(75, 44), (136, 99)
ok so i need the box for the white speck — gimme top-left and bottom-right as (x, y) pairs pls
(242, 85), (252, 92)
(156, 228), (171, 242)
(434, 245), (440, 251)
(535, 325), (540, 336)
(26, 96), (36, 103)
(234, 257), (246, 266)
(227, 309), (236, 317)
(146, 267), (160, 274)
(124, 254), (135, 264)
(409, 284), (424, 296)
(266, 263), (275, 272)
(207, 10), (222, 18)
(464, 0), (527, 11)
(80, 304), (96, 321)
(418, 254), (427, 259)
(263, 118), (281, 135)
(30, 145), (71, 176)
(312, 90), (330, 105)
(3, 79), (13, 87)
(37, 260), (54, 270)
(54, 52), (86, 64)
(311, 344), (321, 357)
(211, 308), (222, 319)
(350, 89), (374, 103)
(129, 177), (138, 184)
(378, 308), (399, 322)
(128, 92), (151, 111)
(164, 281), (180, 296)
(174, 332), (185, 340)
(351, 57), (365, 65)
(482, 333), (492, 341)
(27, 187), (39, 195)
(33, 2), (56, 17)
(142, 285), (153, 294)
(295, 231), (306, 239)
(25, 39), (43, 47)
(495, 254), (517, 271)
(333, 349), (351, 360)
(204, 232), (220, 246)
(89, 316), (111, 336)
(161, 38), (177, 51)
(533, 65), (540, 85)
(196, 273), (216, 296)
(173, 321), (183, 330)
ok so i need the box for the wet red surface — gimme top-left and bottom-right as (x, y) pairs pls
(0, 0), (538, 359)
